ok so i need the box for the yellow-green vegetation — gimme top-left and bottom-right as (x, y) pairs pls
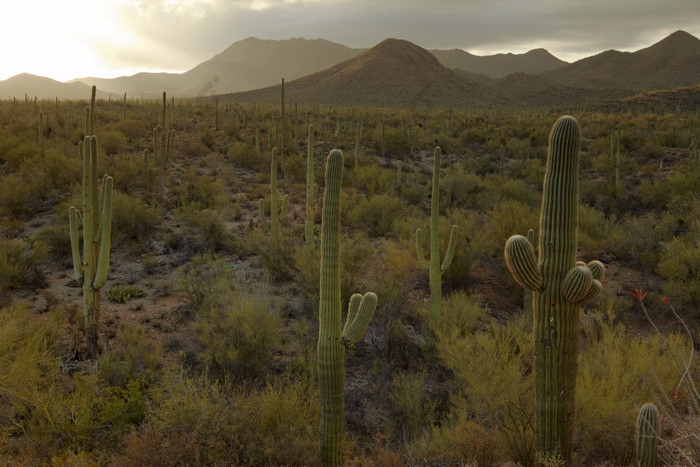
(0, 92), (699, 465)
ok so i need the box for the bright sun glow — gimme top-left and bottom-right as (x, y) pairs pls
(0, 0), (184, 81)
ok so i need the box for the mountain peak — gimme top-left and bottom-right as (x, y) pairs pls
(645, 30), (700, 53)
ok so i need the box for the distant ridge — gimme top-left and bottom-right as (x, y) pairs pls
(228, 38), (501, 108)
(431, 47), (568, 78)
(0, 74), (110, 100)
(540, 30), (700, 91)
(1, 31), (700, 106)
(72, 37), (363, 98)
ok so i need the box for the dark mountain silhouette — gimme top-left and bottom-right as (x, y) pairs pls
(227, 38), (503, 108)
(540, 30), (700, 91)
(431, 47), (568, 78)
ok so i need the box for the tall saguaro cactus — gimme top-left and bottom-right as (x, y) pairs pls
(504, 116), (604, 463)
(636, 403), (659, 467)
(318, 149), (377, 466)
(416, 147), (457, 316)
(69, 87), (113, 359)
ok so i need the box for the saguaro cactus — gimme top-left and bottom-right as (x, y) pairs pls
(416, 147), (457, 316)
(318, 149), (377, 466)
(636, 403), (659, 467)
(305, 125), (318, 245)
(259, 147), (288, 245)
(504, 116), (604, 463)
(69, 87), (113, 359)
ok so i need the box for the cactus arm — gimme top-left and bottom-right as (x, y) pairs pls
(92, 176), (113, 290)
(280, 194), (289, 221)
(577, 279), (602, 304)
(342, 294), (363, 336)
(505, 235), (543, 292)
(259, 199), (269, 231)
(415, 229), (429, 270)
(587, 260), (605, 280)
(561, 265), (594, 303)
(69, 207), (84, 284)
(440, 225), (458, 272)
(341, 292), (378, 348)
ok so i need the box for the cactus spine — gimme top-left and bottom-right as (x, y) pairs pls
(318, 149), (377, 466)
(69, 86), (113, 359)
(416, 147), (457, 317)
(305, 125), (318, 245)
(636, 403), (659, 467)
(259, 147), (288, 245)
(504, 116), (604, 463)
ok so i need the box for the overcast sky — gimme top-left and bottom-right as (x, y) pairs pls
(2, 0), (700, 82)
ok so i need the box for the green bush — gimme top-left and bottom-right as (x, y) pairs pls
(179, 254), (284, 377)
(346, 194), (407, 236)
(0, 238), (47, 293)
(100, 130), (127, 155)
(111, 190), (162, 242)
(106, 285), (145, 303)
(98, 325), (162, 387)
(657, 236), (700, 305)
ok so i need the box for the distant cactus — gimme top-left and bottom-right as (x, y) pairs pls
(416, 147), (457, 317)
(636, 403), (659, 467)
(305, 125), (318, 246)
(259, 147), (288, 245)
(504, 116), (604, 463)
(318, 149), (377, 466)
(69, 86), (113, 359)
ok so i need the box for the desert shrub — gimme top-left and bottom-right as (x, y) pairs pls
(104, 152), (144, 193)
(486, 198), (538, 248)
(442, 208), (498, 288)
(596, 213), (660, 270)
(0, 238), (47, 293)
(115, 118), (148, 141)
(657, 235), (700, 305)
(176, 204), (238, 254)
(111, 190), (162, 242)
(0, 303), (65, 458)
(100, 130), (127, 155)
(577, 204), (615, 257)
(227, 140), (267, 171)
(174, 167), (228, 209)
(441, 168), (485, 211)
(98, 325), (162, 388)
(122, 370), (319, 465)
(106, 285), (145, 303)
(179, 254), (284, 378)
(574, 298), (691, 465)
(508, 157), (545, 185)
(372, 126), (410, 157)
(352, 163), (397, 196)
(0, 173), (42, 217)
(389, 369), (439, 443)
(346, 194), (407, 236)
(431, 312), (534, 466)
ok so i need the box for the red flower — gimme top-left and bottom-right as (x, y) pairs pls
(670, 333), (676, 342)
(631, 289), (648, 301)
(662, 297), (670, 303)
(674, 387), (679, 401)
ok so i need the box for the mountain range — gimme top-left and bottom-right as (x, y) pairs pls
(1, 31), (699, 108)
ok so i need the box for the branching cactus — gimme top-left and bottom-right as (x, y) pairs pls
(318, 149), (377, 466)
(416, 147), (457, 316)
(155, 92), (175, 198)
(504, 116), (605, 463)
(305, 125), (318, 246)
(69, 87), (113, 359)
(636, 403), (659, 467)
(259, 147), (288, 245)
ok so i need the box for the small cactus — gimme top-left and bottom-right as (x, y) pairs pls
(636, 403), (659, 467)
(259, 147), (288, 245)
